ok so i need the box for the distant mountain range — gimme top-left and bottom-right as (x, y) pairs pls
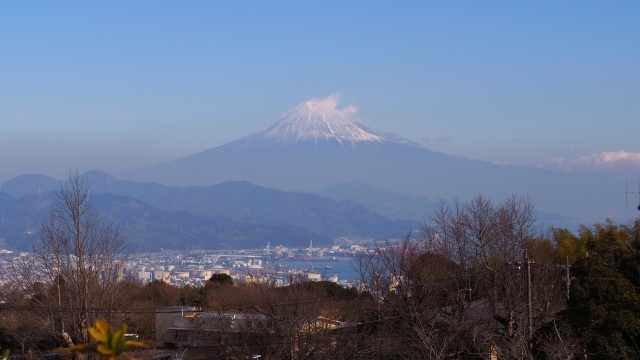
(0, 171), (419, 251)
(0, 188), (331, 252)
(1, 96), (635, 251)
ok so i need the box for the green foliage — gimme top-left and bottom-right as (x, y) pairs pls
(557, 219), (640, 359)
(314, 280), (354, 300)
(143, 280), (181, 306)
(0, 348), (9, 360)
(282, 280), (355, 300)
(209, 273), (234, 286)
(179, 284), (206, 306)
(552, 227), (585, 263)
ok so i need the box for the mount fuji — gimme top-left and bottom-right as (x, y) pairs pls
(120, 95), (628, 221)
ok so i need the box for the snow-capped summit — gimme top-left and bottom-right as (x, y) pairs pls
(257, 94), (384, 145)
(249, 94), (425, 149)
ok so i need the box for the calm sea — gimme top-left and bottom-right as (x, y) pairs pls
(270, 259), (361, 282)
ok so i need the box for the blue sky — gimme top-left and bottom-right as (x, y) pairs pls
(1, 1), (639, 182)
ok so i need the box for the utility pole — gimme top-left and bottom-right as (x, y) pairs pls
(625, 178), (640, 211)
(565, 256), (571, 300)
(525, 249), (533, 354)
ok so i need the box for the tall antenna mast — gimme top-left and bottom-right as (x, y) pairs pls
(626, 178), (640, 211)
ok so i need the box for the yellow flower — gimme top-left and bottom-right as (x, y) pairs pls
(70, 319), (149, 360)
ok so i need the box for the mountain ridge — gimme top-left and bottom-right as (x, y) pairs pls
(0, 189), (330, 251)
(0, 170), (419, 250)
(82, 171), (419, 239)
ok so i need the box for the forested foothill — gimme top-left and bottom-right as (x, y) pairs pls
(1, 176), (639, 359)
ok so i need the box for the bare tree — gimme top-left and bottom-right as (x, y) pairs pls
(0, 282), (53, 353)
(425, 194), (562, 358)
(13, 172), (130, 349)
(356, 235), (476, 359)
(532, 320), (583, 360)
(356, 194), (564, 359)
(253, 282), (325, 360)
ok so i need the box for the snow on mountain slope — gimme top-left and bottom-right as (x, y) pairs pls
(253, 94), (423, 148)
(258, 94), (381, 144)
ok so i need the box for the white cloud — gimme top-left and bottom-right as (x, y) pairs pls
(306, 93), (358, 119)
(539, 150), (640, 171)
(575, 151), (640, 167)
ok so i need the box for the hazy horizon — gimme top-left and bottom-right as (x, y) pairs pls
(2, 2), (639, 183)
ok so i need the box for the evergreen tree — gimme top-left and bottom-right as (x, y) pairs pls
(558, 220), (640, 359)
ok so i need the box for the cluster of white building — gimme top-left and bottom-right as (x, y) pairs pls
(127, 252), (342, 287)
